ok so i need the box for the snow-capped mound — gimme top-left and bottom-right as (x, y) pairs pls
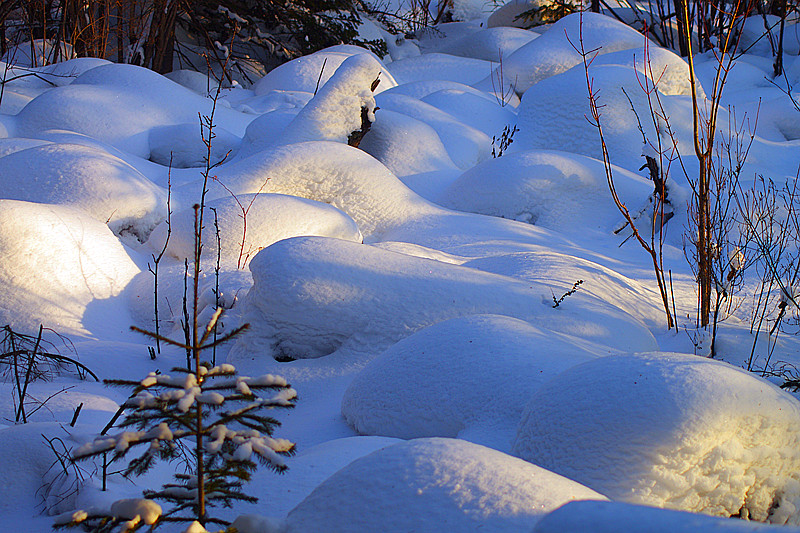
(436, 26), (539, 62)
(381, 79), (507, 104)
(248, 436), (401, 519)
(206, 141), (435, 238)
(512, 352), (800, 524)
(514, 63), (695, 172)
(253, 47), (395, 96)
(0, 142), (167, 238)
(534, 500), (800, 533)
(242, 236), (656, 359)
(147, 193), (362, 268)
(0, 200), (141, 337)
(148, 123), (240, 168)
(487, 12), (648, 94)
(421, 88), (518, 137)
(359, 109), (460, 193)
(278, 54), (385, 145)
(375, 92), (491, 169)
(387, 53), (497, 85)
(462, 249), (669, 329)
(589, 45), (702, 97)
(285, 438), (607, 532)
(15, 63), (252, 158)
(440, 149), (653, 235)
(342, 315), (608, 447)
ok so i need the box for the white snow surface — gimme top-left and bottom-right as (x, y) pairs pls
(0, 200), (141, 337)
(0, 142), (167, 238)
(284, 438), (607, 532)
(512, 352), (800, 524)
(241, 236), (656, 359)
(146, 193), (362, 268)
(341, 314), (611, 449)
(534, 500), (800, 533)
(2, 8), (800, 532)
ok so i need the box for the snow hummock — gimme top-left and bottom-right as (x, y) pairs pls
(241, 236), (656, 359)
(285, 438), (607, 532)
(278, 54), (385, 145)
(146, 193), (362, 268)
(512, 352), (800, 524)
(440, 149), (653, 235)
(341, 314), (610, 449)
(0, 142), (167, 239)
(0, 200), (141, 337)
(486, 11), (647, 94)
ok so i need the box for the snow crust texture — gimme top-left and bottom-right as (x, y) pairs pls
(513, 352), (800, 524)
(285, 438), (607, 532)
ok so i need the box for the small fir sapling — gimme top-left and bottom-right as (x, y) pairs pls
(55, 315), (297, 529)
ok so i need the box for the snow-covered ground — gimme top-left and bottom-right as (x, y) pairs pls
(2, 2), (800, 532)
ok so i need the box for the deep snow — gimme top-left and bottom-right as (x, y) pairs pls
(1, 2), (800, 532)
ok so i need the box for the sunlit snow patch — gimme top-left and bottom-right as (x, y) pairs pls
(513, 352), (800, 524)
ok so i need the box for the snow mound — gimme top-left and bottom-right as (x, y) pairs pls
(491, 11), (648, 94)
(440, 149), (652, 234)
(0, 200), (141, 336)
(534, 500), (800, 533)
(0, 143), (167, 238)
(374, 92), (490, 169)
(15, 63), (251, 158)
(342, 314), (608, 446)
(436, 26), (539, 62)
(278, 54), (385, 145)
(512, 352), (800, 524)
(207, 141), (435, 238)
(285, 438), (607, 532)
(242, 236), (656, 359)
(147, 193), (362, 268)
(148, 123), (240, 168)
(387, 53), (497, 85)
(462, 249), (669, 328)
(514, 63), (695, 172)
(253, 47), (395, 96)
(421, 88), (518, 137)
(589, 45), (703, 97)
(358, 109), (461, 200)
(248, 436), (400, 519)
(381, 79), (507, 104)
